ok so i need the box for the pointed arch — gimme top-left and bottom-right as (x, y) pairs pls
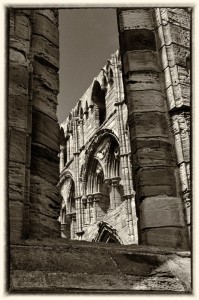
(95, 222), (122, 244)
(91, 80), (106, 125)
(80, 129), (120, 186)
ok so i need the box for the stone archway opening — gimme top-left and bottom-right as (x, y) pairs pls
(91, 80), (106, 125)
(95, 222), (121, 244)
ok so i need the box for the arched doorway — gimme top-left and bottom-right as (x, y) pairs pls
(60, 176), (77, 239)
(95, 222), (121, 244)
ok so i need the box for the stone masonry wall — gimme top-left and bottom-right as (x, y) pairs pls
(155, 8), (191, 237)
(8, 9), (61, 242)
(8, 8), (191, 293)
(117, 8), (190, 248)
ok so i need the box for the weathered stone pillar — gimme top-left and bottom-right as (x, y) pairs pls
(8, 9), (33, 242)
(59, 145), (65, 172)
(117, 8), (189, 248)
(109, 177), (122, 209)
(8, 9), (61, 241)
(93, 193), (103, 223)
(71, 213), (76, 239)
(87, 195), (94, 224)
(61, 213), (71, 239)
(154, 8), (191, 240)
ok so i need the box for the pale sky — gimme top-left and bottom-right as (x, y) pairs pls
(57, 8), (119, 124)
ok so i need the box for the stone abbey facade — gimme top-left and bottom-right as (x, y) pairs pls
(59, 8), (191, 248)
(59, 51), (138, 244)
(8, 8), (191, 292)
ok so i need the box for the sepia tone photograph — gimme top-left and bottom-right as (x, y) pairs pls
(6, 2), (192, 295)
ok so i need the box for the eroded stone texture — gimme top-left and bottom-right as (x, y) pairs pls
(9, 241), (191, 293)
(154, 8), (191, 237)
(8, 8), (60, 241)
(117, 8), (190, 248)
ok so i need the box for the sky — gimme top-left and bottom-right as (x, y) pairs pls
(57, 8), (119, 124)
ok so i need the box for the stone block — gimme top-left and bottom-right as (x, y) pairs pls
(126, 274), (185, 292)
(15, 14), (30, 40)
(137, 184), (177, 199)
(132, 139), (175, 168)
(33, 78), (58, 103)
(33, 60), (59, 93)
(127, 90), (166, 113)
(9, 62), (29, 96)
(167, 8), (190, 30)
(169, 24), (190, 48)
(123, 51), (160, 74)
(33, 13), (59, 47)
(31, 143), (59, 163)
(36, 9), (58, 26)
(118, 9), (154, 31)
(126, 71), (162, 92)
(139, 196), (185, 229)
(166, 65), (190, 90)
(9, 201), (24, 242)
(135, 167), (176, 188)
(32, 110), (59, 152)
(29, 210), (60, 238)
(141, 227), (188, 249)
(30, 175), (60, 219)
(9, 48), (26, 63)
(10, 245), (119, 275)
(128, 111), (169, 139)
(32, 34), (59, 69)
(8, 94), (28, 130)
(111, 252), (160, 276)
(32, 88), (58, 121)
(9, 128), (26, 163)
(159, 43), (189, 70)
(31, 154), (59, 185)
(120, 29), (156, 55)
(9, 38), (30, 56)
(9, 162), (25, 201)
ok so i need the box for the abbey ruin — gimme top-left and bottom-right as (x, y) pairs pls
(59, 51), (138, 244)
(8, 8), (191, 293)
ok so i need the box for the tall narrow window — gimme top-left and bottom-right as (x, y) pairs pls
(91, 80), (106, 125)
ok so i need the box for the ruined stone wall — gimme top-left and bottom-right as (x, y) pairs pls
(8, 8), (191, 293)
(155, 8), (191, 237)
(59, 51), (138, 244)
(117, 8), (190, 249)
(8, 9), (60, 242)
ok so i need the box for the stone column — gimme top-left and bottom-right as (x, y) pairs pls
(87, 195), (94, 224)
(117, 8), (188, 248)
(93, 193), (103, 223)
(8, 9), (61, 240)
(154, 8), (191, 241)
(61, 213), (71, 239)
(81, 195), (87, 226)
(59, 145), (65, 172)
(109, 177), (122, 209)
(71, 213), (76, 239)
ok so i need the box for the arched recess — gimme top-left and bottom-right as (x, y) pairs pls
(80, 129), (120, 193)
(94, 222), (122, 244)
(80, 129), (123, 215)
(60, 171), (76, 239)
(91, 80), (106, 125)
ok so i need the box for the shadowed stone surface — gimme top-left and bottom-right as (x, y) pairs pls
(9, 241), (191, 293)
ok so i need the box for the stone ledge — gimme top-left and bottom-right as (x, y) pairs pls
(9, 241), (191, 293)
